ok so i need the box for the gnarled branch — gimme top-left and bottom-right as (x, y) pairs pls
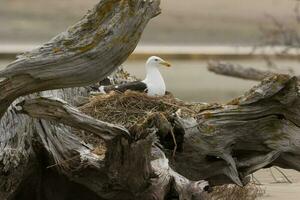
(0, 0), (161, 117)
(207, 61), (276, 81)
(17, 97), (130, 141)
(172, 75), (300, 187)
(2, 0), (300, 199)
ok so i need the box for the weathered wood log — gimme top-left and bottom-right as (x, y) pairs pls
(4, 73), (300, 199)
(17, 97), (131, 141)
(207, 61), (299, 81)
(0, 0), (208, 198)
(0, 0), (172, 199)
(0, 0), (161, 117)
(0, 88), (95, 200)
(172, 74), (300, 186)
(207, 61), (276, 81)
(2, 0), (300, 199)
(5, 93), (209, 200)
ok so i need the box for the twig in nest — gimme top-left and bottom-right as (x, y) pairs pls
(170, 128), (177, 158)
(161, 100), (195, 114)
(80, 91), (194, 129)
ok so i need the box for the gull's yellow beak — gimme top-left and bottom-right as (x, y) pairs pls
(159, 60), (171, 67)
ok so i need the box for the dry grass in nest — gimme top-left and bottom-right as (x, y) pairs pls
(77, 90), (195, 158)
(207, 183), (265, 200)
(80, 90), (194, 129)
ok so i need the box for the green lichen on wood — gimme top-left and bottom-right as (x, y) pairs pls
(59, 0), (134, 53)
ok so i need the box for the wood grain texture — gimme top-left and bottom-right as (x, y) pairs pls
(0, 0), (161, 117)
(207, 61), (275, 81)
(18, 97), (130, 141)
(173, 75), (300, 186)
(2, 0), (300, 199)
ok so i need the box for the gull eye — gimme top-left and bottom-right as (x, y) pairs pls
(155, 59), (158, 61)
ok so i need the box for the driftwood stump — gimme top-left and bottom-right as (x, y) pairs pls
(1, 0), (300, 200)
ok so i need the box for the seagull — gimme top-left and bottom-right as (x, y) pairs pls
(97, 56), (171, 96)
(142, 56), (171, 96)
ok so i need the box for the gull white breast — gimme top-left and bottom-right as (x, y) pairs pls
(142, 56), (171, 96)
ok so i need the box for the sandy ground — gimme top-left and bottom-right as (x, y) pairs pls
(0, 0), (298, 45)
(255, 169), (300, 200)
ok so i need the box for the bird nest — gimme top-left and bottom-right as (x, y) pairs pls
(77, 90), (214, 151)
(80, 90), (195, 130)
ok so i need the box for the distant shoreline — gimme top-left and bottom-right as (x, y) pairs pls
(1, 0), (298, 47)
(0, 44), (299, 60)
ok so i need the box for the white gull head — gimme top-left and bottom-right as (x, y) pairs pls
(142, 56), (171, 97)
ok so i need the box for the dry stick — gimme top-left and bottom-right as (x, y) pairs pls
(46, 149), (104, 169)
(251, 174), (262, 186)
(269, 168), (280, 183)
(46, 154), (82, 169)
(253, 175), (262, 186)
(170, 128), (178, 158)
(274, 167), (293, 183)
(207, 61), (300, 81)
(161, 100), (195, 113)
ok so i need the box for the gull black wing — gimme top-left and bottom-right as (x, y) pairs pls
(101, 81), (147, 93)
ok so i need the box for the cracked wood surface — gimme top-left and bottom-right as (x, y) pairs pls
(17, 97), (130, 141)
(173, 74), (300, 186)
(0, 0), (161, 117)
(1, 0), (300, 199)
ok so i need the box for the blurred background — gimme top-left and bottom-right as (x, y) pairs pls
(0, 0), (299, 102)
(1, 0), (299, 103)
(0, 0), (297, 45)
(1, 0), (300, 199)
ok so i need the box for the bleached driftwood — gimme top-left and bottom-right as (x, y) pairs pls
(0, 0), (209, 199)
(0, 0), (161, 117)
(207, 61), (275, 81)
(207, 61), (300, 81)
(173, 74), (300, 186)
(1, 0), (300, 200)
